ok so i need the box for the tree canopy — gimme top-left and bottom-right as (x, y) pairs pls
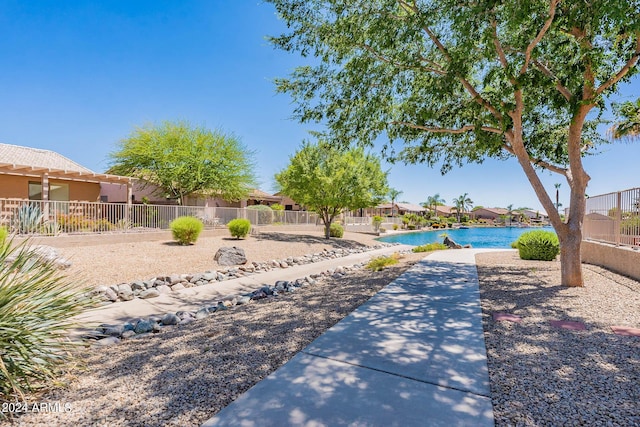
(609, 98), (640, 141)
(108, 121), (256, 204)
(267, 0), (640, 286)
(275, 141), (389, 238)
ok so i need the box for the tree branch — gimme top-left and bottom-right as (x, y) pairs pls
(596, 32), (640, 96)
(360, 44), (446, 74)
(500, 142), (567, 175)
(397, 1), (505, 122)
(520, 0), (558, 75)
(531, 59), (573, 101)
(390, 121), (503, 135)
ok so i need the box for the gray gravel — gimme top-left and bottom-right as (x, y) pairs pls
(477, 251), (640, 426)
(5, 252), (425, 427)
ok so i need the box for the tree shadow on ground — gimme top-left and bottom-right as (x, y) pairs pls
(14, 262), (414, 426)
(476, 252), (640, 426)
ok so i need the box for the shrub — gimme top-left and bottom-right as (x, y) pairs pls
(0, 238), (94, 399)
(366, 253), (400, 271)
(515, 230), (560, 261)
(329, 222), (344, 238)
(228, 218), (251, 239)
(412, 243), (448, 253)
(393, 224), (399, 230)
(372, 215), (383, 232)
(14, 203), (43, 234)
(247, 205), (273, 225)
(170, 216), (204, 245)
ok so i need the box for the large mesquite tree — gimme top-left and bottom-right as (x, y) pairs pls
(267, 0), (640, 286)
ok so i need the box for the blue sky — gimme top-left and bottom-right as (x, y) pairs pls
(1, 1), (638, 212)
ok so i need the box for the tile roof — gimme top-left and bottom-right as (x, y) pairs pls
(0, 142), (95, 174)
(0, 143), (132, 184)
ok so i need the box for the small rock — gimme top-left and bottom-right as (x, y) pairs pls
(93, 336), (120, 347)
(103, 287), (118, 302)
(156, 285), (172, 294)
(134, 320), (154, 334)
(139, 289), (160, 299)
(131, 281), (146, 291)
(171, 283), (185, 291)
(161, 313), (180, 326)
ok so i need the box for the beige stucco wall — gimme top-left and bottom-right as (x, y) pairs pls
(0, 175), (99, 201)
(65, 180), (100, 201)
(0, 175), (29, 198)
(582, 240), (640, 281)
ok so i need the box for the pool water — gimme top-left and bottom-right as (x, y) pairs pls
(377, 226), (552, 249)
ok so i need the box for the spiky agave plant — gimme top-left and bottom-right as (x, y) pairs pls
(0, 237), (94, 400)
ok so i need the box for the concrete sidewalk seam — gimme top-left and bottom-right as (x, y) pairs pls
(300, 349), (493, 399)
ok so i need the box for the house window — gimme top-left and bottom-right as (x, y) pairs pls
(28, 182), (42, 200)
(28, 181), (70, 201)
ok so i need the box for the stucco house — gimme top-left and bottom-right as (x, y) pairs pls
(0, 143), (133, 203)
(471, 207), (509, 221)
(101, 179), (284, 209)
(374, 202), (428, 216)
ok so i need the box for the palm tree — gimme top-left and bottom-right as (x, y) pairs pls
(506, 204), (514, 226)
(555, 183), (562, 212)
(422, 193), (445, 219)
(608, 98), (640, 141)
(388, 188), (403, 217)
(452, 193), (473, 222)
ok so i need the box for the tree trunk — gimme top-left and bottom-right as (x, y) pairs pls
(557, 224), (584, 287)
(324, 221), (331, 239)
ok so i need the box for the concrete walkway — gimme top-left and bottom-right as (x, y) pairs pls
(75, 244), (415, 327)
(202, 249), (498, 427)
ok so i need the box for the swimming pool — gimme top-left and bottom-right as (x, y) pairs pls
(376, 226), (552, 249)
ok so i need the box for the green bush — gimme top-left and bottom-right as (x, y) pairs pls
(366, 254), (400, 271)
(372, 215), (383, 232)
(228, 218), (251, 239)
(329, 222), (344, 238)
(170, 216), (204, 245)
(247, 205), (273, 225)
(412, 242), (448, 253)
(0, 239), (94, 399)
(515, 230), (560, 261)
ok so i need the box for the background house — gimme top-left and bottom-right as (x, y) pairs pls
(0, 143), (133, 202)
(373, 202), (427, 217)
(471, 207), (509, 221)
(101, 180), (284, 208)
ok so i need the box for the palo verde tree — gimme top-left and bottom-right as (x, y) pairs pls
(275, 141), (389, 238)
(109, 121), (256, 204)
(267, 0), (640, 286)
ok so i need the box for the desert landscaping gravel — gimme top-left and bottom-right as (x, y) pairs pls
(477, 251), (640, 426)
(4, 231), (640, 426)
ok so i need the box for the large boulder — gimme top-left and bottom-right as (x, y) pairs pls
(214, 246), (247, 266)
(443, 236), (463, 249)
(4, 245), (72, 270)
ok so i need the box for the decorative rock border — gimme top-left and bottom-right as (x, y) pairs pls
(83, 243), (406, 346)
(89, 244), (395, 304)
(86, 263), (367, 346)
